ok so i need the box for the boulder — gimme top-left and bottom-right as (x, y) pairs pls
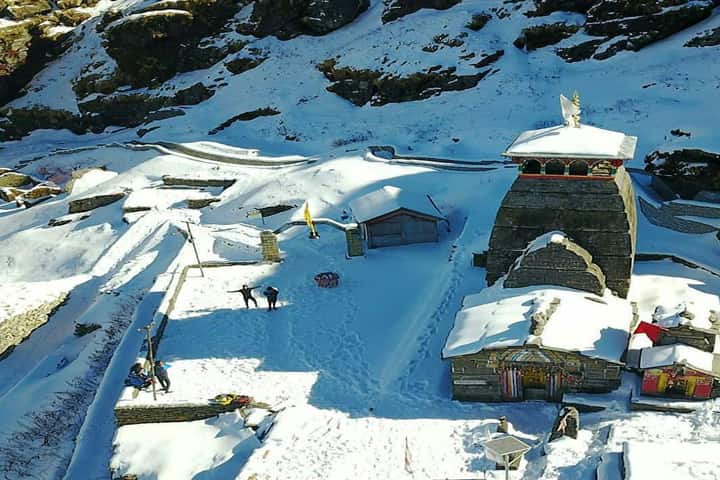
(317, 58), (500, 106)
(0, 171), (35, 188)
(0, 106), (84, 141)
(5, 1), (52, 20)
(225, 56), (266, 75)
(514, 22), (580, 51)
(466, 12), (491, 31)
(644, 149), (720, 199)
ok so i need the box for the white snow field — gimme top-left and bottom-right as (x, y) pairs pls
(0, 139), (718, 480)
(1, 1), (720, 478)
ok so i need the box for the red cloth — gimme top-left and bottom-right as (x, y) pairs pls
(634, 321), (665, 343)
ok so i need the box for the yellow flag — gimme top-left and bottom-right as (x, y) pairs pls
(304, 201), (318, 237)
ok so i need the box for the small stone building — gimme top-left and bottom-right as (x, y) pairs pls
(486, 121), (638, 297)
(349, 185), (445, 248)
(442, 283), (634, 402)
(651, 303), (720, 353)
(639, 344), (720, 399)
(504, 231), (606, 296)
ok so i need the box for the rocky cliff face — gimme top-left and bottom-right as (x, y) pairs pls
(645, 149), (720, 199)
(0, 0), (101, 104)
(0, 0), (719, 143)
(241, 0), (370, 39)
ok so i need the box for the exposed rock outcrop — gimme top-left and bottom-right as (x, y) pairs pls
(525, 0), (720, 61)
(382, 0), (461, 23)
(526, 0), (595, 16)
(466, 12), (491, 31)
(317, 56), (500, 106)
(0, 0), (105, 104)
(0, 82), (212, 140)
(208, 107), (280, 135)
(645, 149), (720, 199)
(240, 0), (369, 40)
(102, 0), (242, 86)
(685, 27), (720, 47)
(514, 22), (580, 51)
(0, 19), (71, 105)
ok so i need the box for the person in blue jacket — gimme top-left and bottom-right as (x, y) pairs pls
(125, 363), (152, 389)
(154, 360), (171, 393)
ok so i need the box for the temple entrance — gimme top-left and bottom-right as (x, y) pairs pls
(500, 364), (566, 402)
(521, 366), (547, 400)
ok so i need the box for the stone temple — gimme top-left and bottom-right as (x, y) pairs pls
(486, 102), (638, 297)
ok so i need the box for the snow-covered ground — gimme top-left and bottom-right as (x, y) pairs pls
(0, 135), (717, 479)
(2, 2), (720, 475)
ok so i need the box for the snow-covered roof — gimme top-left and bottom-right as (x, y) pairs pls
(652, 301), (718, 331)
(442, 283), (633, 362)
(503, 124), (637, 160)
(348, 185), (444, 223)
(639, 344), (719, 375)
(628, 333), (653, 351)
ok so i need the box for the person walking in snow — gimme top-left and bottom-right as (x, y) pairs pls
(263, 286), (279, 311)
(154, 360), (171, 393)
(228, 284), (259, 309)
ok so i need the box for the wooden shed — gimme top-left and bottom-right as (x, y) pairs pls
(349, 186), (445, 249)
(639, 344), (720, 399)
(442, 283), (634, 402)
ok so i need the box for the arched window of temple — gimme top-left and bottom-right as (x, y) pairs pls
(569, 160), (589, 176)
(545, 160), (565, 175)
(522, 159), (541, 174)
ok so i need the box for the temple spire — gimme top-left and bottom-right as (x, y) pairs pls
(560, 92), (581, 128)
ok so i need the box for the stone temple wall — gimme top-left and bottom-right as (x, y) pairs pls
(486, 167), (637, 297)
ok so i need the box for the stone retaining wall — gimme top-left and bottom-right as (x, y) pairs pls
(665, 201), (720, 219)
(68, 192), (126, 214)
(0, 294), (68, 359)
(115, 402), (240, 426)
(638, 198), (717, 234)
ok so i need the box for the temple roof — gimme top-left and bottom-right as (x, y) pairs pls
(442, 282), (633, 362)
(503, 124), (637, 160)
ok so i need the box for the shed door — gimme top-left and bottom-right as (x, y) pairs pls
(367, 221), (403, 248)
(367, 214), (437, 248)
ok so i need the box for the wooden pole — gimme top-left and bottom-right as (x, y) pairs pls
(185, 221), (204, 277)
(139, 322), (157, 401)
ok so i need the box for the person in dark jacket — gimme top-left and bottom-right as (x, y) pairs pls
(154, 360), (171, 393)
(125, 363), (152, 389)
(228, 284), (259, 308)
(263, 286), (279, 311)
